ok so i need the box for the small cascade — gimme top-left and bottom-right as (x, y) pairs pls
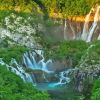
(49, 69), (71, 87)
(81, 9), (92, 40)
(64, 19), (67, 40)
(10, 58), (35, 83)
(23, 52), (34, 69)
(87, 6), (100, 42)
(30, 52), (37, 67)
(61, 6), (100, 42)
(0, 58), (35, 84)
(23, 50), (53, 73)
(55, 70), (71, 85)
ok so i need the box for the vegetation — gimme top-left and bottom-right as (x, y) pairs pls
(0, 1), (100, 100)
(91, 79), (100, 100)
(0, 38), (100, 100)
(44, 40), (100, 100)
(45, 40), (89, 67)
(40, 0), (100, 17)
(0, 40), (100, 100)
(0, 46), (28, 63)
(45, 40), (100, 67)
(0, 0), (39, 13)
(0, 65), (50, 100)
(0, 0), (100, 18)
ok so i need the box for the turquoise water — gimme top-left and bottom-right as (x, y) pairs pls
(36, 82), (66, 91)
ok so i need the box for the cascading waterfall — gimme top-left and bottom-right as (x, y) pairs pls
(81, 8), (92, 41)
(62, 6), (100, 42)
(64, 19), (67, 40)
(87, 6), (100, 42)
(2, 46), (99, 89)
(0, 58), (35, 84)
(0, 50), (72, 89)
(10, 58), (36, 83)
(22, 50), (72, 87)
(1, 48), (99, 90)
(48, 70), (71, 88)
(23, 50), (53, 73)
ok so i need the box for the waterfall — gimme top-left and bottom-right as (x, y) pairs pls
(69, 22), (76, 39)
(97, 34), (100, 40)
(23, 50), (53, 73)
(23, 52), (34, 69)
(87, 6), (100, 42)
(0, 58), (35, 84)
(81, 9), (92, 40)
(22, 50), (75, 88)
(22, 50), (73, 87)
(10, 58), (35, 83)
(0, 50), (72, 89)
(48, 69), (71, 87)
(30, 52), (37, 67)
(56, 70), (71, 85)
(64, 19), (67, 40)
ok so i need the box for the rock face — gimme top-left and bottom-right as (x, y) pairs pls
(0, 13), (42, 48)
(71, 44), (100, 92)
(49, 58), (72, 72)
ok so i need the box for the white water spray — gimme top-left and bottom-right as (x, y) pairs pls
(81, 9), (92, 40)
(87, 6), (100, 42)
(0, 58), (35, 84)
(64, 19), (67, 40)
(23, 50), (53, 73)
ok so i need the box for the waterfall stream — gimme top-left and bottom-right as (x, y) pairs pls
(0, 50), (72, 89)
(23, 50), (53, 73)
(62, 6), (100, 42)
(0, 58), (35, 84)
(0, 47), (100, 91)
(22, 50), (71, 87)
(87, 6), (100, 42)
(81, 6), (100, 42)
(81, 8), (92, 41)
(64, 19), (67, 40)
